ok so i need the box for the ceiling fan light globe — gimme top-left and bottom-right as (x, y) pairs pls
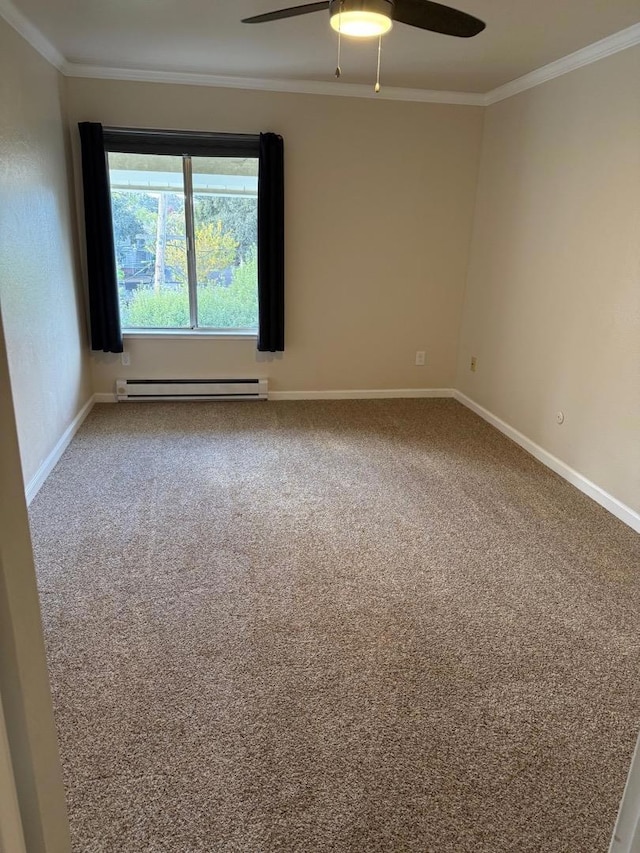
(330, 10), (393, 37)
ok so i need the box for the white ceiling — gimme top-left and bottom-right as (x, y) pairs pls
(6, 0), (640, 93)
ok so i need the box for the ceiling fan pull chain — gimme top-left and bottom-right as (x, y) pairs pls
(375, 34), (382, 93)
(335, 0), (343, 78)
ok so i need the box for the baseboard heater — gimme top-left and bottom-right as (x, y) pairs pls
(115, 378), (268, 402)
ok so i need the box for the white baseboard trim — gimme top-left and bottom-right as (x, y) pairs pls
(27, 388), (640, 534)
(453, 391), (640, 534)
(25, 395), (95, 505)
(268, 388), (455, 401)
(94, 388), (455, 402)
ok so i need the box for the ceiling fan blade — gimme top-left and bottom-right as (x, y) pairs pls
(393, 0), (485, 37)
(242, 2), (329, 24)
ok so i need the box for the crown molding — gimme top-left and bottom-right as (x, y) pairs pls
(57, 19), (640, 106)
(0, 0), (64, 69)
(2, 0), (639, 107)
(485, 22), (640, 105)
(60, 62), (486, 105)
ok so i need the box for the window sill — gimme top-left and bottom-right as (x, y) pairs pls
(122, 330), (258, 341)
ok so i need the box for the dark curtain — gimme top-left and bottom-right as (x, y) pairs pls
(257, 133), (285, 352)
(78, 122), (123, 353)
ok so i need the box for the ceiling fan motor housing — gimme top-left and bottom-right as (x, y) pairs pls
(329, 0), (395, 22)
(242, 0), (485, 39)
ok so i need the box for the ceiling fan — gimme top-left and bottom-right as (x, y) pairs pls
(242, 0), (486, 40)
(242, 0), (485, 91)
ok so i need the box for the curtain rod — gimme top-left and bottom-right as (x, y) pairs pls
(103, 126), (259, 141)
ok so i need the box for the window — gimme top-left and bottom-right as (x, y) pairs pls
(79, 124), (283, 353)
(105, 131), (259, 333)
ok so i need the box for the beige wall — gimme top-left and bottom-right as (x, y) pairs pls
(456, 46), (640, 515)
(64, 78), (484, 394)
(0, 19), (92, 488)
(0, 309), (71, 852)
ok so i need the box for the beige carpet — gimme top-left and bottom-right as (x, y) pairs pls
(29, 399), (640, 853)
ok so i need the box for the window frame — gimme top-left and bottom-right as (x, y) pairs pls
(104, 128), (260, 336)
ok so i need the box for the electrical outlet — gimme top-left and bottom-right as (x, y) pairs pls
(415, 351), (426, 366)
(470, 356), (477, 372)
(121, 352), (131, 367)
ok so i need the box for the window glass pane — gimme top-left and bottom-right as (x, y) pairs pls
(108, 153), (190, 328)
(191, 157), (259, 329)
